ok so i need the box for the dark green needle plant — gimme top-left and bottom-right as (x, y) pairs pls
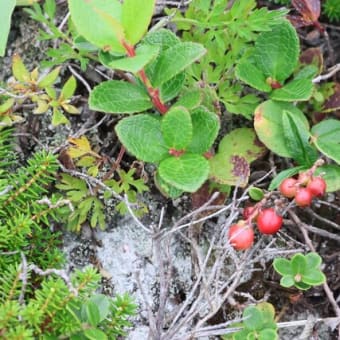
(0, 129), (136, 338)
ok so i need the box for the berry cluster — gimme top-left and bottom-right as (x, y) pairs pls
(228, 167), (327, 251)
(228, 207), (283, 250)
(279, 176), (326, 207)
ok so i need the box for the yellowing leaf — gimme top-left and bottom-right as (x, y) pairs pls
(52, 108), (69, 126)
(67, 136), (100, 159)
(33, 100), (49, 114)
(62, 103), (80, 114)
(12, 54), (31, 82)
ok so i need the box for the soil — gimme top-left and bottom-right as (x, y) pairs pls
(2, 1), (340, 339)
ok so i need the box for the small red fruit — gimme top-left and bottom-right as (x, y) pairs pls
(295, 187), (313, 207)
(256, 208), (283, 234)
(279, 178), (298, 198)
(307, 177), (326, 197)
(228, 222), (254, 250)
(243, 206), (257, 221)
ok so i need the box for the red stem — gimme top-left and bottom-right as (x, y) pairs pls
(122, 40), (168, 114)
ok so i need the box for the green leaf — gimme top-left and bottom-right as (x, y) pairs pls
(174, 89), (202, 110)
(243, 306), (263, 331)
(115, 114), (168, 162)
(254, 100), (310, 158)
(259, 329), (278, 340)
(100, 44), (159, 73)
(291, 253), (307, 275)
(159, 154), (209, 192)
(294, 281), (311, 290)
(68, 0), (125, 53)
(252, 20), (299, 82)
(84, 301), (101, 326)
(161, 106), (192, 150)
(12, 54), (31, 82)
(122, 0), (156, 45)
(37, 67), (61, 89)
(268, 166), (307, 191)
(52, 109), (69, 126)
(159, 73), (185, 102)
(270, 79), (313, 101)
(280, 275), (295, 288)
(311, 119), (340, 164)
(281, 110), (317, 165)
(0, 0), (15, 57)
(314, 165), (340, 192)
(61, 76), (77, 100)
(90, 294), (110, 322)
(235, 62), (271, 92)
(305, 252), (322, 269)
(209, 128), (266, 187)
(84, 328), (108, 340)
(154, 171), (183, 198)
(273, 258), (293, 276)
(256, 302), (276, 327)
(187, 106), (220, 154)
(248, 187), (264, 201)
(302, 269), (326, 286)
(89, 80), (152, 114)
(152, 42), (206, 87)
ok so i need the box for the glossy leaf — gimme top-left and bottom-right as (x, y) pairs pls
(115, 114), (168, 162)
(187, 106), (220, 154)
(253, 20), (299, 83)
(314, 165), (340, 192)
(100, 45), (159, 73)
(254, 100), (309, 158)
(0, 0), (15, 56)
(311, 119), (340, 164)
(291, 253), (307, 274)
(151, 42), (206, 87)
(68, 0), (125, 53)
(159, 154), (209, 192)
(281, 110), (318, 165)
(302, 269), (326, 286)
(268, 165), (307, 190)
(89, 80), (152, 114)
(122, 0), (156, 45)
(270, 78), (313, 101)
(161, 106), (192, 150)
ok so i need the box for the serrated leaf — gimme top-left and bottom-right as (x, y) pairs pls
(186, 106), (220, 154)
(61, 76), (77, 100)
(291, 253), (307, 274)
(302, 269), (326, 286)
(243, 307), (263, 331)
(152, 42), (206, 87)
(89, 80), (152, 114)
(154, 171), (183, 198)
(161, 106), (192, 150)
(314, 165), (340, 192)
(270, 78), (313, 101)
(0, 0), (15, 57)
(209, 128), (265, 187)
(235, 62), (271, 92)
(159, 73), (185, 102)
(122, 0), (156, 45)
(38, 67), (61, 89)
(115, 114), (168, 162)
(253, 20), (299, 82)
(273, 258), (293, 276)
(159, 154), (209, 192)
(281, 110), (317, 165)
(12, 54), (31, 82)
(280, 275), (295, 288)
(100, 44), (159, 73)
(305, 252), (322, 268)
(68, 0), (125, 53)
(311, 119), (340, 164)
(254, 100), (310, 158)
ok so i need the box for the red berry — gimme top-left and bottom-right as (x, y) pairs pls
(256, 208), (283, 235)
(295, 187), (313, 207)
(307, 177), (326, 197)
(279, 178), (298, 198)
(228, 222), (254, 250)
(243, 206), (257, 220)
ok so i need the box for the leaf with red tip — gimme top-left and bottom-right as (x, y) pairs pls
(292, 0), (320, 22)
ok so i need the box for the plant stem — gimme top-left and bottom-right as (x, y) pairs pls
(122, 40), (168, 114)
